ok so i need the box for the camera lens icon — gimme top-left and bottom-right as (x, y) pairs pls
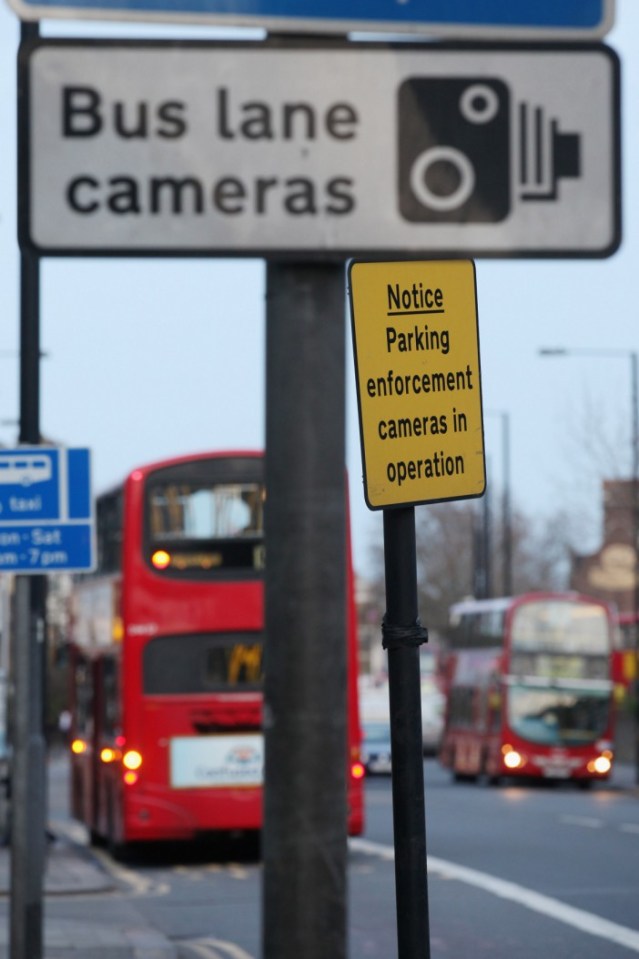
(409, 146), (476, 213)
(460, 83), (501, 125)
(398, 77), (511, 223)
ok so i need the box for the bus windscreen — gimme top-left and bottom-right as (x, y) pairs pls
(511, 600), (609, 655)
(145, 478), (265, 574)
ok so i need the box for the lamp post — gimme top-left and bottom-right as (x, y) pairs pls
(539, 347), (639, 785)
(486, 410), (513, 596)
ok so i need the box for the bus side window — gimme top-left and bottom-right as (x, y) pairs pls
(97, 492), (123, 573)
(449, 686), (474, 728)
(487, 688), (502, 731)
(102, 657), (119, 739)
(74, 657), (94, 739)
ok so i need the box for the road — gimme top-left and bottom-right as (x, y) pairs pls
(360, 761), (639, 958)
(44, 756), (639, 958)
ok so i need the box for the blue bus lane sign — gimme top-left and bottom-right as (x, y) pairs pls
(0, 447), (95, 573)
(348, 259), (486, 510)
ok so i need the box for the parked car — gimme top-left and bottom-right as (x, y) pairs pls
(420, 649), (445, 754)
(361, 719), (392, 775)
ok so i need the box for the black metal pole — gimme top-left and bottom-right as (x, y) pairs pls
(9, 578), (45, 959)
(18, 250), (40, 446)
(630, 353), (639, 787)
(10, 253), (46, 959)
(383, 506), (430, 959)
(262, 262), (347, 959)
(11, 22), (47, 955)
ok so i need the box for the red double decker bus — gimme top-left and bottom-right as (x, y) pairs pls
(439, 592), (616, 786)
(68, 450), (364, 852)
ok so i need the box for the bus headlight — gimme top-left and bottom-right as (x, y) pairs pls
(502, 745), (525, 770)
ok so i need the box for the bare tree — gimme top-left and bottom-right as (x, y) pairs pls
(413, 501), (476, 638)
(365, 494), (575, 641)
(508, 505), (574, 594)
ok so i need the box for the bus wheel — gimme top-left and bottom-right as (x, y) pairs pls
(452, 760), (478, 783)
(106, 795), (129, 862)
(108, 830), (130, 862)
(481, 752), (501, 786)
(89, 828), (106, 848)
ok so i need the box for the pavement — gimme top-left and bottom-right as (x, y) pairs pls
(0, 839), (178, 958)
(0, 823), (179, 958)
(0, 756), (636, 958)
(0, 747), (180, 959)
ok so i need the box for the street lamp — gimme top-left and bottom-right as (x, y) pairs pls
(486, 410), (513, 596)
(539, 346), (639, 785)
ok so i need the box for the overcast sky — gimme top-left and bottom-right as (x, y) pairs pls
(0, 0), (637, 578)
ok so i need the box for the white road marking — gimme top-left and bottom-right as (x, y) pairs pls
(91, 847), (171, 897)
(350, 837), (639, 953)
(560, 815), (604, 829)
(560, 816), (639, 836)
(50, 816), (169, 896)
(180, 937), (255, 959)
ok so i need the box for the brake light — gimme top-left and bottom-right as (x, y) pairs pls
(351, 762), (366, 780)
(122, 749), (143, 771)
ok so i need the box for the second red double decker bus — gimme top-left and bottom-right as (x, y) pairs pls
(68, 450), (364, 852)
(439, 592), (616, 786)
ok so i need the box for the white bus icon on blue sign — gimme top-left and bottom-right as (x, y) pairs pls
(0, 454), (52, 486)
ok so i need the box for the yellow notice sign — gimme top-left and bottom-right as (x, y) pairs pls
(348, 259), (485, 510)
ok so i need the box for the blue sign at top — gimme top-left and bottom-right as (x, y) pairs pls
(6, 0), (615, 38)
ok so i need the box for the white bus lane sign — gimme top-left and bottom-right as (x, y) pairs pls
(348, 259), (485, 510)
(19, 40), (620, 258)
